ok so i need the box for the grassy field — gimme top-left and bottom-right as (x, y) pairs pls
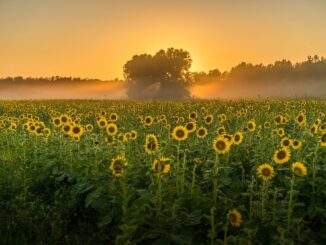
(0, 99), (325, 244)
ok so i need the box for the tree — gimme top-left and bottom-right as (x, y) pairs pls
(123, 48), (192, 99)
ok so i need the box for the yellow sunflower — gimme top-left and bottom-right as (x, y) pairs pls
(273, 147), (291, 164)
(152, 157), (171, 174)
(144, 134), (159, 154)
(233, 131), (244, 145)
(212, 136), (231, 154)
(227, 209), (243, 227)
(106, 122), (118, 136)
(291, 162), (307, 177)
(247, 120), (256, 132)
(185, 121), (196, 133)
(172, 126), (189, 141)
(257, 163), (275, 181)
(196, 126), (208, 139)
(109, 156), (128, 177)
(291, 139), (302, 150)
(204, 114), (214, 125)
(281, 137), (291, 147)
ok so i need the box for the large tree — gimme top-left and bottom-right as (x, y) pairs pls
(123, 48), (192, 99)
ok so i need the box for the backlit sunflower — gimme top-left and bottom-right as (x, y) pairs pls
(152, 157), (171, 174)
(227, 209), (242, 227)
(281, 137), (291, 147)
(185, 121), (196, 133)
(130, 130), (138, 140)
(212, 136), (231, 154)
(196, 126), (208, 139)
(216, 126), (225, 135)
(144, 134), (159, 154)
(204, 114), (214, 125)
(106, 122), (118, 136)
(70, 124), (84, 138)
(273, 147), (291, 164)
(291, 139), (302, 149)
(291, 162), (307, 177)
(233, 131), (244, 145)
(97, 117), (107, 128)
(257, 163), (275, 181)
(247, 120), (256, 132)
(109, 156), (128, 177)
(276, 128), (285, 137)
(172, 126), (189, 141)
(144, 116), (153, 126)
(109, 112), (119, 122)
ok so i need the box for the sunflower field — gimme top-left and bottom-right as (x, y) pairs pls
(0, 99), (325, 244)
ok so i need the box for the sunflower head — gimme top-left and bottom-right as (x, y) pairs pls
(257, 163), (275, 181)
(212, 136), (231, 154)
(247, 120), (256, 132)
(196, 126), (208, 139)
(152, 157), (171, 174)
(273, 147), (291, 164)
(320, 133), (326, 147)
(110, 156), (128, 177)
(106, 122), (118, 136)
(227, 209), (243, 227)
(172, 126), (189, 141)
(291, 162), (307, 177)
(233, 131), (244, 145)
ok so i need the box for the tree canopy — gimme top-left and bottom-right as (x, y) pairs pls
(123, 48), (192, 99)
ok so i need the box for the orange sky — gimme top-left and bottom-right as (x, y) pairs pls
(1, 0), (326, 80)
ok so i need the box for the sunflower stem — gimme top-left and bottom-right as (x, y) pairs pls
(213, 152), (219, 207)
(156, 173), (162, 215)
(311, 141), (319, 196)
(249, 176), (255, 221)
(223, 223), (229, 245)
(261, 180), (268, 221)
(209, 206), (216, 245)
(287, 175), (296, 233)
(176, 140), (181, 195)
(181, 150), (186, 193)
(120, 176), (129, 222)
(191, 164), (197, 196)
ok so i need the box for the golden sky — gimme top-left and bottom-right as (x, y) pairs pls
(1, 0), (326, 80)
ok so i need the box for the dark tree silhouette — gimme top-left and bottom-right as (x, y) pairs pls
(123, 48), (192, 99)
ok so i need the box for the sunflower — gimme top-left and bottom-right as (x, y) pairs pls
(109, 156), (128, 177)
(247, 120), (256, 132)
(172, 126), (189, 141)
(109, 112), (119, 122)
(263, 122), (271, 128)
(144, 134), (159, 154)
(212, 136), (231, 154)
(105, 135), (115, 145)
(196, 126), (208, 139)
(85, 124), (94, 132)
(204, 114), (214, 125)
(291, 162), (307, 177)
(144, 116), (153, 126)
(189, 112), (197, 120)
(60, 114), (70, 124)
(320, 133), (326, 147)
(53, 117), (62, 127)
(273, 147), (291, 164)
(185, 121), (196, 133)
(277, 128), (285, 137)
(70, 124), (84, 138)
(257, 163), (275, 181)
(310, 125), (318, 135)
(291, 139), (302, 149)
(281, 137), (291, 147)
(152, 157), (171, 174)
(130, 130), (138, 140)
(274, 115), (283, 125)
(216, 126), (225, 135)
(233, 131), (244, 145)
(97, 117), (107, 128)
(106, 122), (118, 136)
(227, 209), (242, 227)
(295, 113), (306, 126)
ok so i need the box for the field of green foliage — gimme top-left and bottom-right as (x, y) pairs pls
(0, 99), (325, 244)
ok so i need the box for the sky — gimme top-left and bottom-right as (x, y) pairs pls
(1, 0), (326, 80)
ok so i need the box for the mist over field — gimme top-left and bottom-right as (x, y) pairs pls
(1, 55), (326, 99)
